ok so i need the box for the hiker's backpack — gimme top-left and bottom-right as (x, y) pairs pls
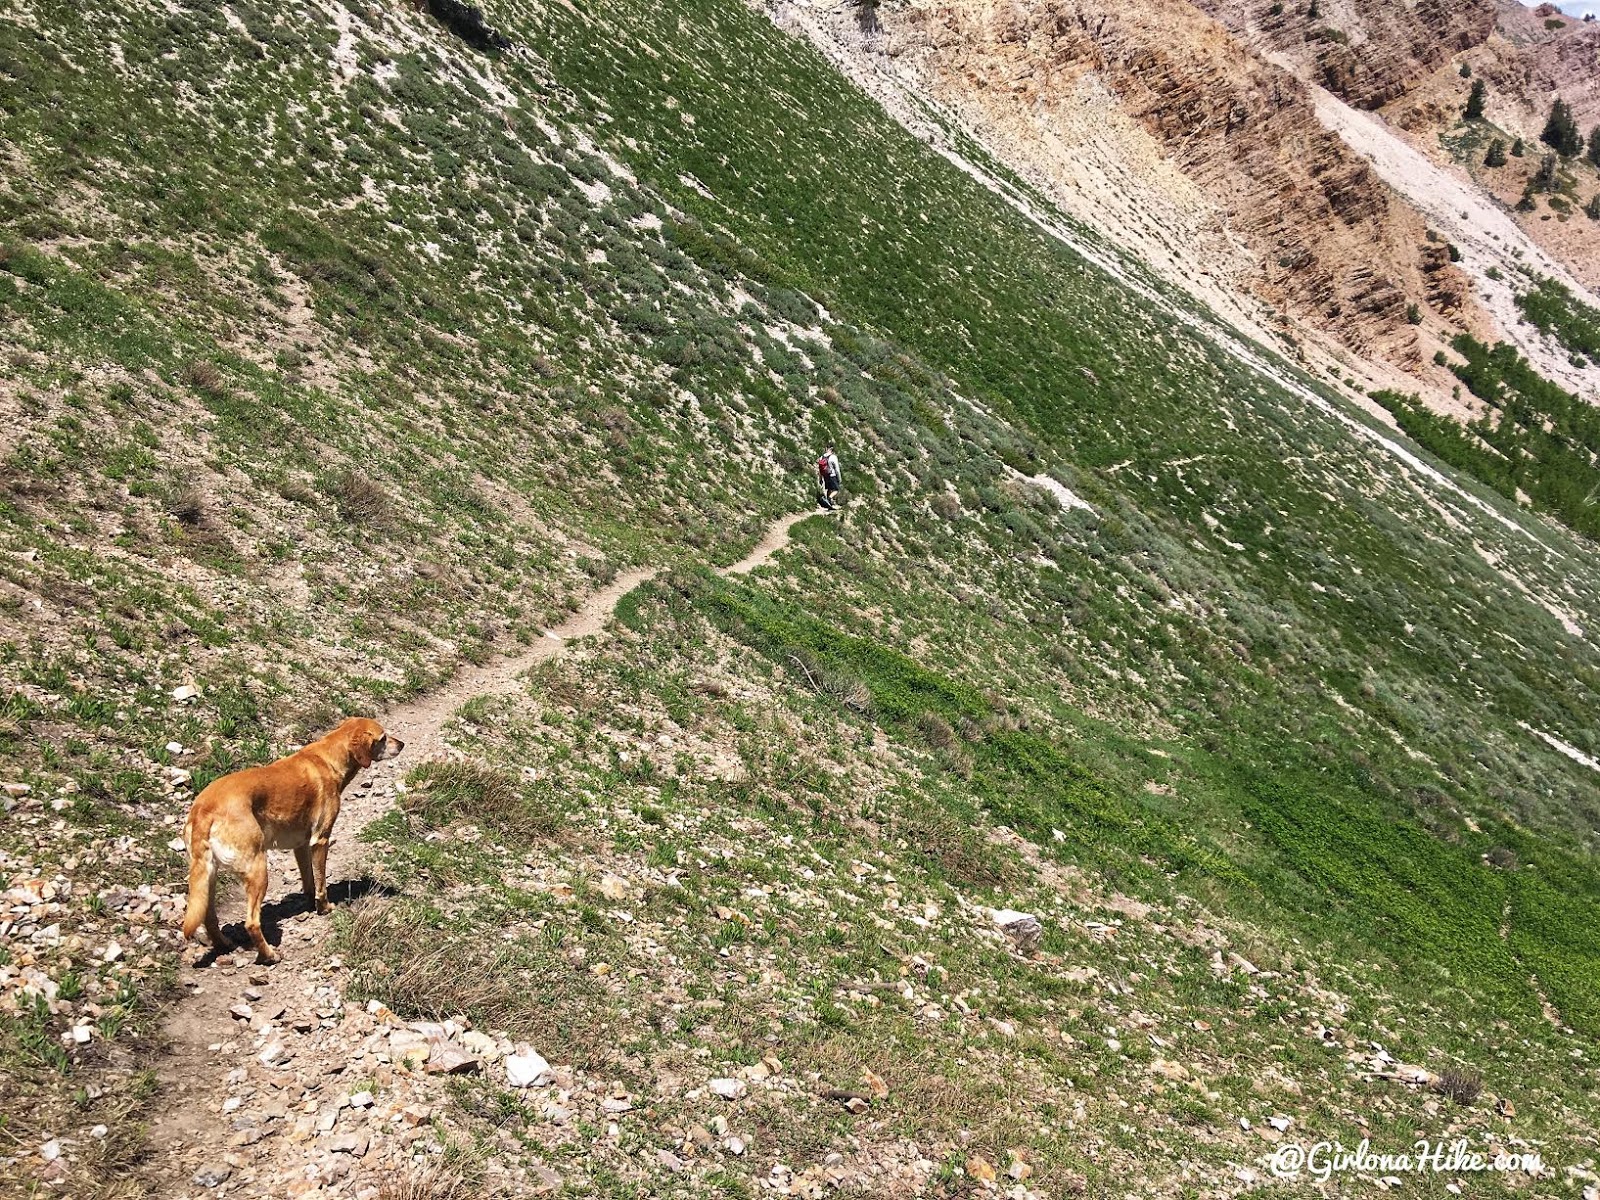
(817, 455), (831, 478)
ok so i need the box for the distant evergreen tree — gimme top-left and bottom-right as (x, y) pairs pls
(858, 0), (879, 32)
(1512, 137), (1526, 157)
(1534, 153), (1560, 191)
(1541, 98), (1582, 158)
(1587, 194), (1600, 220)
(1464, 79), (1487, 120)
(1308, 0), (1320, 17)
(1459, 62), (1473, 79)
(1588, 125), (1600, 168)
(1485, 138), (1507, 167)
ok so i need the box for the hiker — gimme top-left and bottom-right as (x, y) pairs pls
(817, 445), (842, 510)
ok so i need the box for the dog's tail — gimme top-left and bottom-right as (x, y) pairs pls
(180, 808), (217, 942)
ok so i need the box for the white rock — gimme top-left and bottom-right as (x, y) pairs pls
(172, 684), (200, 702)
(166, 742), (184, 755)
(727, 1136), (746, 1155)
(505, 1051), (555, 1088)
(259, 1041), (288, 1066)
(348, 1090), (374, 1108)
(40, 1139), (61, 1162)
(989, 909), (1042, 955)
(709, 1078), (746, 1100)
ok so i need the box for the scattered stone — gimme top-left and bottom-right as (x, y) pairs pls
(862, 1069), (889, 1099)
(598, 874), (631, 901)
(505, 1051), (554, 1088)
(966, 1155), (997, 1183)
(1, 782), (31, 797)
(426, 1044), (479, 1076)
(229, 1002), (254, 1023)
(328, 1133), (370, 1157)
(989, 909), (1042, 955)
(1008, 1157), (1032, 1181)
(172, 684), (201, 702)
(656, 1148), (685, 1173)
(348, 1090), (374, 1109)
(259, 1041), (288, 1067)
(843, 1096), (868, 1115)
(401, 1104), (432, 1126)
(708, 1077), (746, 1100)
(192, 1163), (233, 1188)
(726, 1136), (746, 1156)
(460, 1030), (502, 1061)
(1149, 1059), (1188, 1081)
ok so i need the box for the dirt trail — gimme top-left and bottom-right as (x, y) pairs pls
(146, 509), (824, 1194)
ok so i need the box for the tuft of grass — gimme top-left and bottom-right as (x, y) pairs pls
(1434, 1066), (1483, 1107)
(327, 468), (393, 526)
(376, 1168), (465, 1200)
(403, 760), (565, 843)
(338, 897), (612, 1068)
(166, 487), (206, 528)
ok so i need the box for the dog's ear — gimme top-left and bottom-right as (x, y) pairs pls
(350, 727), (376, 769)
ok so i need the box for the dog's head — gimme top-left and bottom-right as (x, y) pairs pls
(334, 717), (405, 769)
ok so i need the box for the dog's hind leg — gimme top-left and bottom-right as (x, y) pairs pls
(203, 871), (229, 949)
(242, 855), (280, 965)
(182, 835), (231, 950)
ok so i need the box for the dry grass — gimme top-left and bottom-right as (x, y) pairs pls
(166, 488), (206, 528)
(327, 468), (393, 526)
(339, 897), (615, 1069)
(403, 760), (565, 843)
(178, 359), (226, 395)
(891, 801), (1010, 889)
(376, 1167), (465, 1200)
(1435, 1066), (1483, 1106)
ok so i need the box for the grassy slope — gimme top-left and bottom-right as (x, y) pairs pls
(1, 0), (1599, 1194)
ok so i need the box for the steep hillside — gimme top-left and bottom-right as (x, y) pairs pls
(787, 0), (1487, 384)
(2, 0), (1599, 1197)
(1191, 0), (1498, 111)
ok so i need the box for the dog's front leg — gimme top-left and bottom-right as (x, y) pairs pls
(310, 837), (331, 915)
(294, 845), (316, 905)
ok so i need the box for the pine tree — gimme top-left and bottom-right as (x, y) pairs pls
(1588, 125), (1600, 168)
(1534, 152), (1559, 192)
(1459, 62), (1472, 79)
(1541, 98), (1582, 158)
(1586, 194), (1600, 220)
(1464, 79), (1487, 120)
(1512, 137), (1526, 157)
(1485, 138), (1507, 167)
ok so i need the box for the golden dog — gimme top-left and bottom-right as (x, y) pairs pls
(181, 717), (403, 964)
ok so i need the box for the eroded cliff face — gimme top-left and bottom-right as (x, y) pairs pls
(891, 0), (1480, 365)
(1191, 0), (1497, 111)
